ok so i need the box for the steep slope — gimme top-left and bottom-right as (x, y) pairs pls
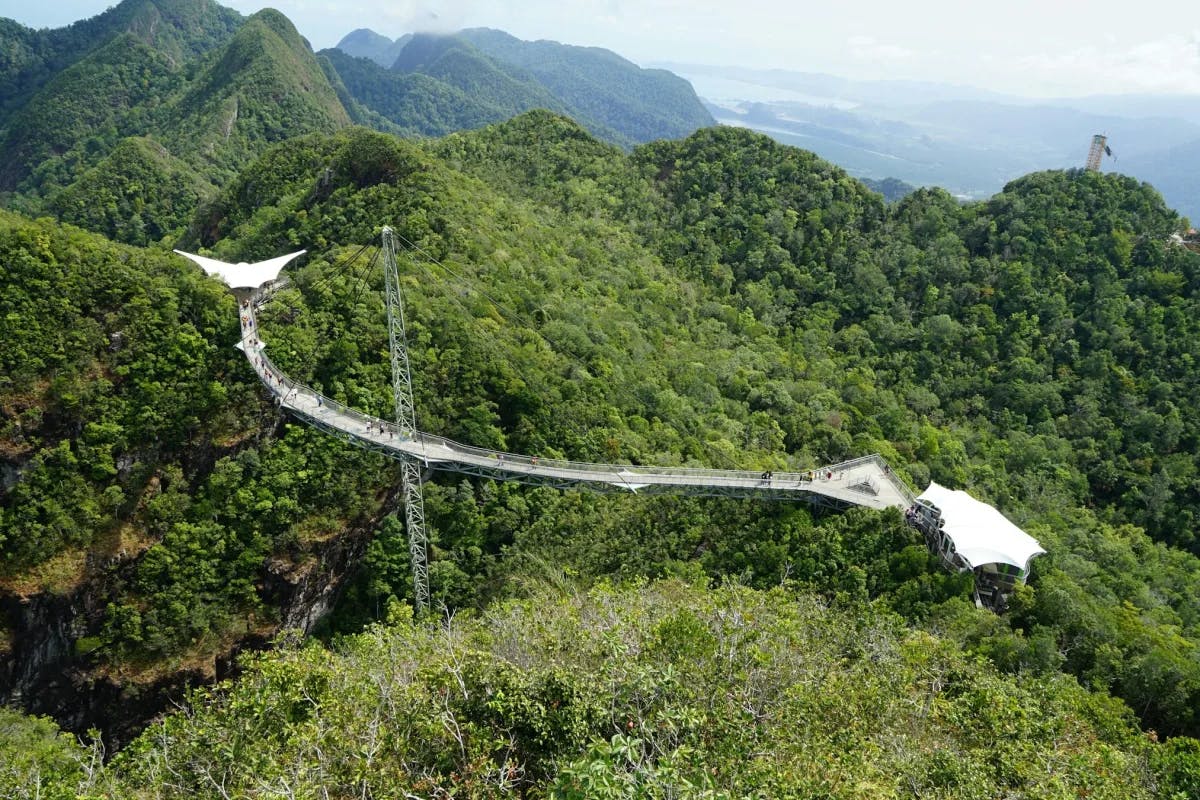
(319, 49), (479, 136)
(320, 44), (571, 139)
(160, 8), (350, 180)
(0, 32), (186, 190)
(460, 27), (714, 143)
(47, 136), (212, 246)
(390, 34), (576, 125)
(0, 0), (241, 129)
(0, 207), (400, 744)
(330, 27), (712, 147)
(1, 6), (352, 245)
(6, 115), (1200, 752)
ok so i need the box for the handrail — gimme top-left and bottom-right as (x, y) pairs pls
(240, 287), (917, 506)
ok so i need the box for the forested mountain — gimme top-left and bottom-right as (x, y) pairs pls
(0, 3), (352, 250)
(329, 27), (714, 147)
(0, 0), (241, 124)
(328, 33), (583, 139)
(335, 27), (411, 67)
(9, 582), (1191, 798)
(4, 111), (1200, 797)
(0, 0), (244, 190)
(668, 62), (1200, 221)
(0, 4), (713, 252)
(861, 176), (916, 202)
(4, 5), (1200, 789)
(457, 28), (715, 145)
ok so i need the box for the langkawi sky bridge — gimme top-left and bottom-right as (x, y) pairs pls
(176, 228), (1043, 612)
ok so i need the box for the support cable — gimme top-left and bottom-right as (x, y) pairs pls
(305, 242), (372, 297)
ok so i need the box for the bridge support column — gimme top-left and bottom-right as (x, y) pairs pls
(400, 458), (429, 612)
(382, 226), (430, 613)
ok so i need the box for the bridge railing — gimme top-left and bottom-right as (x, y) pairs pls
(245, 290), (917, 500)
(827, 453), (917, 506)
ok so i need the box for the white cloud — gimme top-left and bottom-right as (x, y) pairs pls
(847, 34), (914, 63)
(1014, 30), (1200, 94)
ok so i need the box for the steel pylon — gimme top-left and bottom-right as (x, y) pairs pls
(381, 226), (429, 613)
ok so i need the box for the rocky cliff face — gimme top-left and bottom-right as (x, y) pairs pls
(0, 488), (390, 749)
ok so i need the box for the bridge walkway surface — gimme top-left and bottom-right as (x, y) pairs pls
(238, 297), (916, 513)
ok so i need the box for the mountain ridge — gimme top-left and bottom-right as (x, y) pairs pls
(331, 26), (713, 148)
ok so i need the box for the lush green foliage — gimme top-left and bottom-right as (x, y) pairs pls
(0, 210), (395, 660)
(171, 119), (1200, 738)
(0, 0), (240, 126)
(459, 27), (716, 144)
(0, 707), (99, 800)
(47, 137), (210, 247)
(161, 9), (349, 179)
(320, 46), (569, 139)
(326, 28), (713, 148)
(0, 32), (186, 190)
(0, 5), (349, 246)
(22, 582), (1183, 798)
(2, 6), (714, 251)
(6, 112), (1200, 765)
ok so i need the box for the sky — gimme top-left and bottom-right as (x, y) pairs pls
(2, 0), (1198, 97)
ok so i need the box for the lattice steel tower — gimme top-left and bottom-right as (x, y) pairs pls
(381, 226), (429, 612)
(1085, 134), (1110, 172)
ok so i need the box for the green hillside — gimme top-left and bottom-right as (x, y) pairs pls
(47, 136), (210, 246)
(460, 27), (718, 143)
(159, 8), (350, 179)
(5, 116), (1200, 766)
(0, 5), (352, 246)
(319, 39), (575, 140)
(335, 27), (411, 67)
(863, 176), (917, 202)
(319, 49), (492, 137)
(1, 6), (715, 250)
(4, 6), (1200, 795)
(0, 0), (240, 124)
(0, 32), (186, 190)
(11, 581), (1193, 799)
(329, 28), (713, 147)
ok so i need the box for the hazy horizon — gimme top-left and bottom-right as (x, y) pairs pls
(3, 0), (1198, 99)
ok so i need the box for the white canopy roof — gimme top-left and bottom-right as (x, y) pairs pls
(917, 482), (1045, 571)
(174, 249), (306, 289)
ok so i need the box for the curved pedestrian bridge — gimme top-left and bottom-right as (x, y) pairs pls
(238, 298), (916, 513)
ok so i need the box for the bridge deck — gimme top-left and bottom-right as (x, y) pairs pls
(238, 301), (915, 512)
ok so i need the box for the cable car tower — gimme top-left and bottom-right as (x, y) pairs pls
(381, 226), (430, 613)
(1085, 134), (1112, 172)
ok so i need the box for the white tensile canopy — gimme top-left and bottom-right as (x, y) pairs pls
(174, 249), (306, 289)
(917, 482), (1045, 572)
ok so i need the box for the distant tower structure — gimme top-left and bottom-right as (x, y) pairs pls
(1085, 134), (1112, 171)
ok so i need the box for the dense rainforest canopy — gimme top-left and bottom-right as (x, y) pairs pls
(9, 580), (1198, 799)
(3, 112), (1200, 796)
(3, 2), (1200, 796)
(0, 0), (712, 248)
